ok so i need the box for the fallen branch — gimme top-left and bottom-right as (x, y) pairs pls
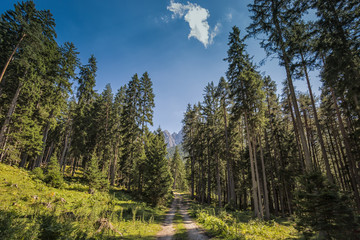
(95, 218), (123, 236)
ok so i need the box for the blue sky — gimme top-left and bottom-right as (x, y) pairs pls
(2, 0), (321, 133)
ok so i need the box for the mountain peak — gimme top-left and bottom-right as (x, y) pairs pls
(163, 130), (183, 148)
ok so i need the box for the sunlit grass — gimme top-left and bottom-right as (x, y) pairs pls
(173, 210), (188, 240)
(187, 195), (302, 240)
(0, 163), (165, 239)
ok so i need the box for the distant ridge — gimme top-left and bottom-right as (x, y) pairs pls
(163, 130), (183, 148)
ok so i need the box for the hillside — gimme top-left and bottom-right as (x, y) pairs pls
(0, 163), (166, 239)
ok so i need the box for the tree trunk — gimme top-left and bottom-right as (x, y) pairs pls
(245, 112), (260, 218)
(286, 96), (305, 170)
(0, 81), (22, 147)
(331, 88), (360, 211)
(0, 33), (26, 84)
(110, 141), (119, 186)
(224, 104), (235, 204)
(300, 51), (333, 182)
(270, 0), (312, 171)
(190, 129), (195, 200)
(19, 153), (28, 168)
(207, 140), (211, 203)
(34, 110), (54, 169)
(252, 136), (264, 219)
(258, 135), (270, 220)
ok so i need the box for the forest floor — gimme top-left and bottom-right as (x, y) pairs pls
(157, 193), (209, 240)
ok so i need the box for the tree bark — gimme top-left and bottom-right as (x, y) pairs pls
(245, 112), (260, 218)
(110, 141), (119, 186)
(0, 33), (26, 84)
(223, 104), (235, 204)
(258, 135), (270, 220)
(34, 110), (54, 169)
(270, 0), (312, 171)
(252, 136), (264, 219)
(331, 88), (360, 211)
(0, 81), (22, 147)
(300, 51), (333, 182)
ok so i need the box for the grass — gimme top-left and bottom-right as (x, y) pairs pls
(0, 163), (167, 239)
(186, 195), (302, 240)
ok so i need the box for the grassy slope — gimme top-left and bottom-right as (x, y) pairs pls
(0, 163), (166, 239)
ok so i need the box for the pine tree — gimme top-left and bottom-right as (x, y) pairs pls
(139, 72), (155, 133)
(143, 128), (173, 206)
(247, 0), (313, 171)
(170, 146), (187, 190)
(85, 150), (108, 194)
(71, 55), (97, 174)
(45, 154), (64, 188)
(0, 0), (55, 84)
(120, 74), (141, 190)
(225, 26), (265, 218)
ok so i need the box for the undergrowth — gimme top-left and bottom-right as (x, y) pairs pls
(0, 163), (166, 239)
(188, 198), (301, 240)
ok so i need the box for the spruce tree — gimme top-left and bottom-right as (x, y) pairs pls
(45, 154), (64, 188)
(247, 0), (313, 171)
(170, 146), (187, 190)
(225, 26), (265, 218)
(85, 150), (108, 194)
(143, 128), (172, 206)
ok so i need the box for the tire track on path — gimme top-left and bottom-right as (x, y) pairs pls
(157, 193), (209, 240)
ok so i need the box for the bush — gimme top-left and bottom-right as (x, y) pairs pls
(32, 167), (45, 181)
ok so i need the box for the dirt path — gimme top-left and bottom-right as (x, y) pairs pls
(156, 196), (178, 240)
(157, 193), (209, 240)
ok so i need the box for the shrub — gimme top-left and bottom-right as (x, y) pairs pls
(31, 167), (45, 181)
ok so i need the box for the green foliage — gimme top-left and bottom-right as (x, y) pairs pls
(170, 146), (188, 191)
(32, 167), (45, 181)
(190, 201), (299, 240)
(84, 150), (109, 193)
(166, 144), (186, 160)
(0, 163), (165, 239)
(143, 129), (173, 206)
(45, 155), (64, 188)
(295, 171), (358, 239)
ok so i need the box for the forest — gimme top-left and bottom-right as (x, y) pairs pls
(0, 0), (359, 239)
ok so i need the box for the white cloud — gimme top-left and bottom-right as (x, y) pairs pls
(167, 0), (220, 48)
(226, 12), (233, 22)
(210, 23), (221, 45)
(161, 15), (170, 23)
